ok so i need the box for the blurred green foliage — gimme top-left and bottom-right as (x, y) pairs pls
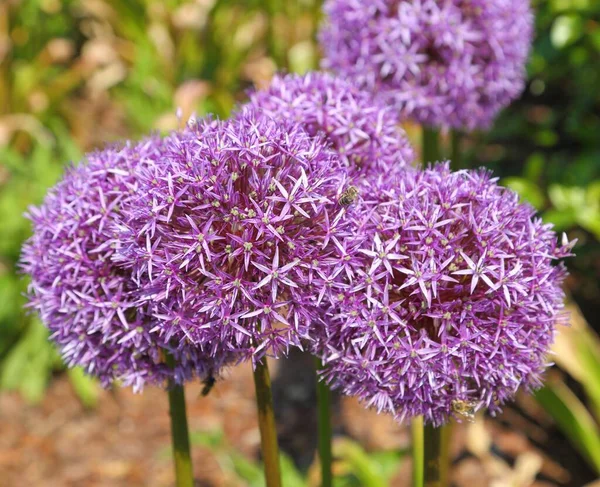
(475, 0), (600, 307)
(535, 304), (600, 475)
(0, 0), (321, 401)
(188, 428), (404, 486)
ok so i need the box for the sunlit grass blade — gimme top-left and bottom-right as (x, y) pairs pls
(553, 303), (600, 421)
(534, 379), (600, 474)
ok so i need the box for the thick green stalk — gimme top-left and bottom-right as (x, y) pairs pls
(424, 424), (443, 487)
(440, 422), (453, 486)
(450, 130), (463, 170)
(165, 354), (194, 487)
(422, 127), (441, 164)
(253, 358), (282, 487)
(315, 359), (333, 487)
(412, 416), (424, 487)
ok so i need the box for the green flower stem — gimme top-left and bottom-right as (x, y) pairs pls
(422, 127), (441, 165)
(424, 423), (448, 487)
(440, 422), (453, 486)
(412, 416), (424, 487)
(315, 359), (333, 487)
(253, 357), (282, 487)
(165, 353), (194, 487)
(451, 130), (463, 170)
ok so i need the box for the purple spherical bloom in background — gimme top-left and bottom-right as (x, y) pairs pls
(21, 139), (231, 392)
(119, 112), (359, 364)
(320, 0), (534, 130)
(318, 163), (575, 426)
(242, 72), (414, 176)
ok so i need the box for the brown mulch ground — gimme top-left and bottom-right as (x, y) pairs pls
(0, 350), (596, 487)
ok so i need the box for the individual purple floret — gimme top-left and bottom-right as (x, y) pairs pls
(21, 138), (231, 392)
(242, 72), (414, 175)
(318, 163), (575, 426)
(118, 112), (359, 364)
(320, 0), (534, 130)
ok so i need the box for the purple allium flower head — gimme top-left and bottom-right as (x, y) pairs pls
(319, 0), (534, 130)
(119, 112), (359, 364)
(318, 164), (575, 426)
(21, 139), (231, 392)
(242, 72), (414, 176)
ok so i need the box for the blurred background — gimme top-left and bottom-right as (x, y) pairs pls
(0, 0), (598, 485)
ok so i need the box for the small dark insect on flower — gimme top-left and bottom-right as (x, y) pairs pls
(338, 185), (359, 206)
(119, 112), (354, 364)
(201, 374), (216, 397)
(317, 164), (575, 426)
(451, 399), (478, 422)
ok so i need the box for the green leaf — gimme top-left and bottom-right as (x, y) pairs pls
(576, 339), (600, 420)
(550, 0), (593, 13)
(228, 452), (306, 487)
(553, 305), (600, 422)
(229, 451), (265, 486)
(543, 208), (577, 230)
(190, 429), (225, 449)
(189, 429), (306, 487)
(334, 438), (391, 487)
(548, 185), (586, 210)
(545, 183), (600, 236)
(67, 367), (99, 409)
(551, 15), (584, 49)
(0, 319), (56, 402)
(279, 454), (306, 487)
(503, 177), (545, 210)
(288, 41), (318, 74)
(534, 381), (600, 474)
(369, 450), (406, 480)
(524, 152), (546, 181)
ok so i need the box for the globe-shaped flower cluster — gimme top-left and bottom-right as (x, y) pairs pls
(318, 164), (575, 425)
(21, 139), (229, 392)
(118, 112), (360, 364)
(242, 72), (414, 176)
(319, 0), (534, 130)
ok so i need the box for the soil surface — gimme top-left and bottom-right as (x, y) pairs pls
(0, 350), (595, 487)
